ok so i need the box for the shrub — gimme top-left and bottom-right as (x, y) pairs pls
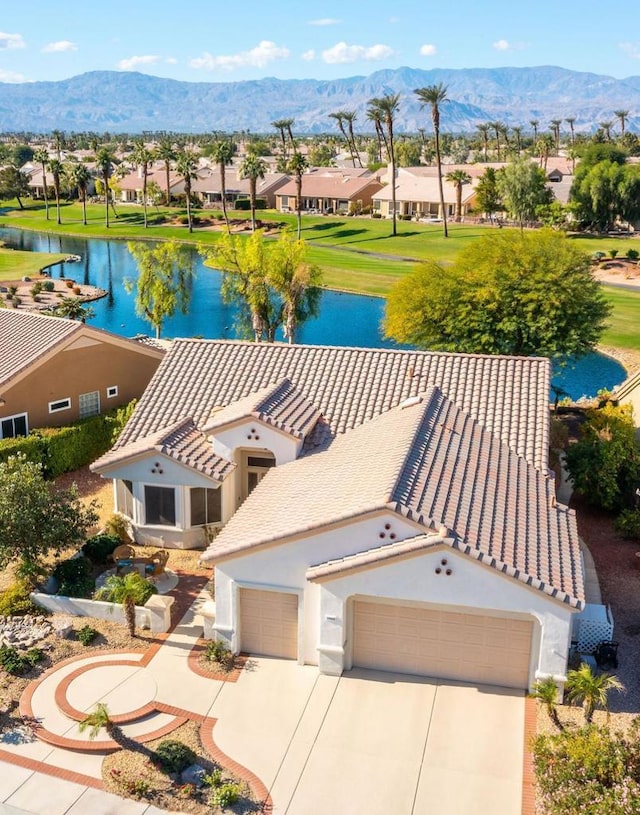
(615, 508), (640, 540)
(0, 645), (44, 675)
(204, 639), (234, 670)
(210, 782), (240, 809)
(203, 769), (223, 788)
(53, 556), (94, 599)
(77, 625), (98, 646)
(153, 740), (197, 774)
(82, 534), (120, 565)
(609, 249), (619, 259)
(0, 581), (39, 616)
(30, 282), (42, 297)
(371, 212), (382, 219)
(103, 514), (133, 543)
(627, 248), (639, 261)
(42, 280), (55, 292)
(0, 433), (48, 467)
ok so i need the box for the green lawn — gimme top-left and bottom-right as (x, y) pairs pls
(602, 285), (640, 352)
(0, 246), (68, 281)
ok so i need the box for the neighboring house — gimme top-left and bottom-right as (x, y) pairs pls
(373, 169), (479, 220)
(0, 310), (164, 439)
(24, 163), (98, 199)
(117, 163), (184, 203)
(275, 169), (382, 214)
(191, 168), (289, 208)
(92, 339), (587, 691)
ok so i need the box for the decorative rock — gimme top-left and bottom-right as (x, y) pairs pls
(0, 614), (53, 650)
(181, 764), (207, 788)
(52, 616), (74, 639)
(41, 576), (59, 595)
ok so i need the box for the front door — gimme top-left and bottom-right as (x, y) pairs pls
(242, 452), (276, 502)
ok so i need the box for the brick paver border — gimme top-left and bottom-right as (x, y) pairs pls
(188, 640), (249, 682)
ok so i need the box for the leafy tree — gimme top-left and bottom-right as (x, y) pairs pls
(208, 138), (235, 233)
(12, 144), (33, 167)
(238, 152), (268, 232)
(33, 147), (50, 220)
(475, 167), (502, 221)
(445, 169), (471, 221)
(384, 229), (611, 359)
(131, 141), (155, 228)
(415, 84), (449, 237)
(396, 139), (422, 167)
(126, 241), (194, 338)
(288, 152), (308, 240)
(307, 143), (335, 167)
(565, 402), (640, 511)
(496, 159), (552, 230)
(571, 161), (640, 232)
(368, 94), (400, 236)
(0, 165), (30, 210)
(565, 662), (624, 723)
(576, 142), (627, 169)
(175, 147), (199, 233)
(0, 454), (98, 584)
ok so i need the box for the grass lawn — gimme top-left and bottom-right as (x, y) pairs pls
(602, 285), (640, 352)
(0, 245), (68, 281)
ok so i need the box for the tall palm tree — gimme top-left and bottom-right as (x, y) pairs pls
(272, 118), (293, 162)
(614, 109), (629, 137)
(69, 162), (91, 226)
(529, 677), (563, 730)
(156, 138), (176, 205)
(529, 119), (539, 143)
(365, 106), (385, 164)
(33, 147), (50, 220)
(343, 111), (362, 168)
(288, 152), (308, 239)
(550, 119), (562, 152)
(94, 146), (116, 227)
(488, 120), (505, 161)
(565, 662), (624, 723)
(599, 121), (613, 141)
(210, 138), (235, 233)
(475, 123), (490, 161)
(47, 158), (63, 225)
(445, 169), (471, 221)
(565, 116), (576, 145)
(368, 94), (400, 236)
(536, 134), (554, 171)
(415, 83), (449, 237)
(175, 147), (199, 233)
(329, 111), (349, 156)
(51, 129), (64, 159)
(131, 141), (154, 228)
(238, 152), (267, 232)
(511, 125), (522, 155)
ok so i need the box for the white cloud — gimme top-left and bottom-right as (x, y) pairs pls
(0, 31), (25, 50)
(190, 40), (290, 71)
(118, 54), (161, 70)
(302, 49), (316, 61)
(0, 68), (27, 82)
(309, 18), (341, 26)
(321, 41), (395, 64)
(492, 39), (527, 52)
(620, 42), (640, 59)
(42, 40), (77, 53)
(165, 57), (178, 64)
(420, 44), (437, 56)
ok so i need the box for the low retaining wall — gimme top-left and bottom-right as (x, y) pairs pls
(29, 593), (170, 632)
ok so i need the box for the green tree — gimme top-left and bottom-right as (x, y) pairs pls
(0, 454), (98, 584)
(54, 297), (96, 322)
(565, 662), (624, 723)
(396, 139), (422, 167)
(529, 677), (563, 730)
(368, 94), (400, 236)
(0, 165), (30, 210)
(238, 152), (268, 232)
(131, 141), (155, 228)
(94, 572), (155, 636)
(68, 162), (91, 226)
(94, 146), (117, 227)
(175, 147), (199, 233)
(384, 230), (610, 359)
(307, 143), (335, 167)
(288, 152), (308, 240)
(614, 109), (630, 137)
(33, 147), (50, 220)
(475, 167), (502, 221)
(415, 84), (449, 237)
(571, 161), (640, 232)
(497, 159), (552, 230)
(47, 158), (63, 224)
(126, 241), (194, 338)
(208, 138), (235, 233)
(156, 138), (176, 206)
(445, 169), (471, 221)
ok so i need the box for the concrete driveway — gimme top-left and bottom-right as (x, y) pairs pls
(209, 658), (526, 815)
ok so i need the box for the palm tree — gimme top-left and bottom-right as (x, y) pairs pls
(47, 158), (63, 225)
(614, 109), (629, 137)
(156, 138), (176, 206)
(131, 141), (154, 228)
(550, 119), (562, 152)
(365, 106), (385, 164)
(415, 83), (449, 237)
(529, 677), (563, 730)
(272, 118), (293, 163)
(511, 125), (522, 155)
(238, 152), (267, 232)
(565, 117), (576, 145)
(288, 152), (308, 239)
(175, 147), (199, 233)
(78, 702), (116, 741)
(55, 297), (95, 322)
(329, 111), (349, 157)
(368, 94), (400, 236)
(210, 138), (235, 233)
(475, 124), (490, 161)
(94, 146), (116, 227)
(69, 162), (91, 225)
(599, 121), (613, 141)
(488, 120), (505, 161)
(343, 111), (362, 167)
(565, 662), (624, 723)
(51, 129), (64, 159)
(33, 147), (50, 220)
(445, 169), (471, 221)
(529, 119), (539, 143)
(95, 572), (152, 636)
(536, 134), (554, 171)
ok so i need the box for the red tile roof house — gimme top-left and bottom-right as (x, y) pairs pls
(190, 168), (289, 209)
(275, 169), (383, 214)
(0, 310), (164, 439)
(90, 339), (611, 693)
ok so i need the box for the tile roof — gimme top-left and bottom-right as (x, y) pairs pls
(0, 310), (81, 387)
(375, 174), (478, 205)
(113, 339), (551, 471)
(202, 378), (321, 440)
(93, 417), (235, 482)
(276, 175), (382, 199)
(203, 388), (583, 608)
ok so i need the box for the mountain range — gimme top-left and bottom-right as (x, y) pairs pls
(0, 66), (638, 135)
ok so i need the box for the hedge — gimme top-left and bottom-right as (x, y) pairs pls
(0, 400), (136, 478)
(234, 197), (267, 210)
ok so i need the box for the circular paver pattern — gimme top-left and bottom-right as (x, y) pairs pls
(65, 664), (157, 717)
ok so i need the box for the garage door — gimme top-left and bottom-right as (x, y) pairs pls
(239, 588), (298, 659)
(352, 600), (532, 689)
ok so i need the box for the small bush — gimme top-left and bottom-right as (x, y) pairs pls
(615, 508), (640, 540)
(42, 279), (55, 292)
(103, 513), (132, 543)
(53, 556), (94, 599)
(30, 283), (42, 297)
(609, 249), (619, 259)
(0, 645), (44, 675)
(210, 782), (240, 809)
(626, 248), (639, 261)
(82, 534), (120, 564)
(203, 769), (223, 788)
(154, 740), (197, 774)
(77, 625), (98, 646)
(0, 581), (39, 616)
(204, 639), (234, 670)
(371, 212), (382, 219)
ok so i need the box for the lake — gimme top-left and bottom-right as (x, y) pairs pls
(0, 226), (626, 401)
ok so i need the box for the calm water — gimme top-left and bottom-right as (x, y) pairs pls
(0, 226), (626, 400)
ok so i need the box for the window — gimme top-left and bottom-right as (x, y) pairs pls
(144, 485), (176, 526)
(116, 479), (134, 519)
(106, 386), (118, 399)
(48, 397), (71, 414)
(243, 452), (276, 501)
(190, 487), (222, 526)
(0, 413), (28, 439)
(79, 390), (100, 418)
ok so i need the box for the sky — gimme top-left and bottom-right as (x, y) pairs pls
(2, 0), (640, 85)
